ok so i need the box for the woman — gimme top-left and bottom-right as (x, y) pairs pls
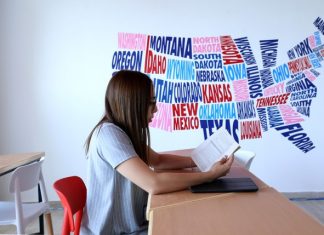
(81, 70), (234, 234)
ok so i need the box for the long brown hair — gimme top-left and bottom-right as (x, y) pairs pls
(84, 70), (153, 164)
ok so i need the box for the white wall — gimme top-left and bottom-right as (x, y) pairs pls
(0, 0), (323, 200)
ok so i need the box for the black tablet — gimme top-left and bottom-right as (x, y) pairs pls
(190, 177), (259, 193)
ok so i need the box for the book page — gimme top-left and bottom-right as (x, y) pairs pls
(190, 127), (240, 172)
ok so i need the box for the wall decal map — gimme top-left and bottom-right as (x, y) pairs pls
(111, 17), (324, 153)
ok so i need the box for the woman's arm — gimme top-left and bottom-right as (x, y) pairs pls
(116, 155), (234, 195)
(148, 147), (196, 170)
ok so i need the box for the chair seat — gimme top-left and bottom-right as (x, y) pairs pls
(0, 201), (50, 225)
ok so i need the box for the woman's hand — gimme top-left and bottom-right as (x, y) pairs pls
(209, 155), (234, 179)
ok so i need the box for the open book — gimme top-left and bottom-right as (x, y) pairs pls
(190, 127), (240, 172)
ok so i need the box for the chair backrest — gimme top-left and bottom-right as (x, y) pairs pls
(53, 176), (86, 235)
(6, 158), (51, 234)
(9, 160), (43, 193)
(234, 149), (256, 170)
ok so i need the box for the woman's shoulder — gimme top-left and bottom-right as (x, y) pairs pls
(97, 122), (128, 139)
(100, 122), (123, 132)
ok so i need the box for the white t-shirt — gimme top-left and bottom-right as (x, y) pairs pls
(81, 123), (148, 235)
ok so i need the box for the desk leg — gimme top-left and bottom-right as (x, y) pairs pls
(38, 184), (44, 234)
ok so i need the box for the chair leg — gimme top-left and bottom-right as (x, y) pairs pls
(16, 224), (25, 235)
(74, 210), (83, 235)
(45, 213), (54, 235)
(62, 210), (71, 235)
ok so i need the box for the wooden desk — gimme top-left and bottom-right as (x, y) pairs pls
(0, 152), (46, 233)
(147, 149), (268, 219)
(146, 166), (269, 219)
(148, 187), (324, 235)
(148, 149), (324, 235)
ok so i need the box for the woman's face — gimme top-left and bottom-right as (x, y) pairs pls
(148, 87), (158, 123)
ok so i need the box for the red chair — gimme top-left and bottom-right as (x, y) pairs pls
(53, 176), (86, 235)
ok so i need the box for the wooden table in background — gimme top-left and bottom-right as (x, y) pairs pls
(0, 152), (45, 176)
